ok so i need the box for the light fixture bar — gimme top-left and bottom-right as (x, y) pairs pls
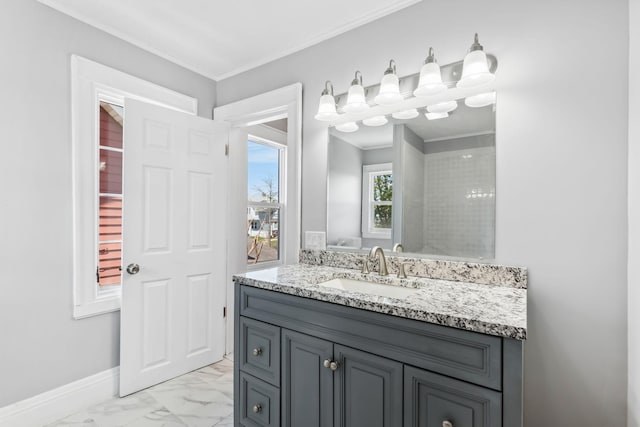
(328, 54), (497, 126)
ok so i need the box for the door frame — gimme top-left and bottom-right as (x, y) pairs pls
(213, 83), (303, 355)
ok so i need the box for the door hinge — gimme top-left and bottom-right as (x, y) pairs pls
(224, 144), (229, 156)
(223, 306), (227, 318)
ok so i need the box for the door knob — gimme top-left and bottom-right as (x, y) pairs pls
(252, 347), (263, 356)
(442, 421), (453, 427)
(252, 404), (262, 413)
(126, 263), (140, 275)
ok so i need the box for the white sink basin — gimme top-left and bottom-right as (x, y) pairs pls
(318, 278), (418, 299)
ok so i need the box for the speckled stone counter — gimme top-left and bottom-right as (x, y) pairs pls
(233, 262), (527, 340)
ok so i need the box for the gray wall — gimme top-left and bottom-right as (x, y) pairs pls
(216, 1), (629, 425)
(0, 0), (216, 406)
(327, 135), (363, 245)
(629, 1), (639, 425)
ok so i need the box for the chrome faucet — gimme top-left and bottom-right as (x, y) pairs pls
(392, 243), (404, 253)
(369, 246), (388, 276)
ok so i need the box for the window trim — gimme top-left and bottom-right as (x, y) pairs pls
(71, 56), (197, 319)
(246, 132), (287, 272)
(361, 163), (393, 239)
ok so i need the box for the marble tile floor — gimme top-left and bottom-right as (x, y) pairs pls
(46, 358), (234, 427)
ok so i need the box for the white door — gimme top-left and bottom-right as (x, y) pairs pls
(120, 99), (228, 396)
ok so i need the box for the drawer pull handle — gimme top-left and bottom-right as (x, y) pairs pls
(252, 347), (263, 356)
(323, 359), (339, 371)
(442, 421), (453, 427)
(252, 404), (262, 413)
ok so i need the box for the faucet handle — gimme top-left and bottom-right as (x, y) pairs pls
(361, 258), (370, 274)
(397, 262), (410, 279)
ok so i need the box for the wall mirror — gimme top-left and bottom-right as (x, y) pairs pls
(327, 98), (496, 260)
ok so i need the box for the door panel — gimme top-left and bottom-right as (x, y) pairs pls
(281, 329), (334, 427)
(120, 99), (228, 396)
(404, 366), (502, 427)
(334, 345), (403, 427)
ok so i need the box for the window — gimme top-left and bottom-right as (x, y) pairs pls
(362, 163), (393, 239)
(72, 56), (197, 319)
(247, 137), (285, 266)
(98, 102), (124, 287)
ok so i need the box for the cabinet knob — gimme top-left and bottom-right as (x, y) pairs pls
(252, 347), (262, 356)
(323, 359), (339, 371)
(442, 421), (453, 427)
(252, 404), (262, 413)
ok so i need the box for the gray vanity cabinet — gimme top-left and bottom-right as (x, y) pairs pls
(404, 366), (501, 427)
(234, 284), (523, 427)
(281, 329), (333, 427)
(280, 329), (402, 427)
(333, 345), (403, 427)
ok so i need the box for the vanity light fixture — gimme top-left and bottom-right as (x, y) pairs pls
(314, 80), (339, 121)
(414, 47), (447, 97)
(374, 60), (403, 106)
(362, 115), (388, 127)
(315, 33), (497, 127)
(427, 100), (458, 114)
(392, 109), (419, 120)
(465, 91), (497, 108)
(343, 71), (369, 113)
(457, 33), (495, 89)
(335, 122), (359, 132)
(425, 111), (449, 120)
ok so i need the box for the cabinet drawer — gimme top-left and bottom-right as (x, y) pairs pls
(404, 366), (501, 427)
(239, 372), (280, 427)
(240, 317), (280, 386)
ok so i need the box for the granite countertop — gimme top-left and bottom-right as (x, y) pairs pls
(233, 263), (527, 340)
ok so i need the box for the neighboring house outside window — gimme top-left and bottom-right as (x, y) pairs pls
(247, 138), (285, 266)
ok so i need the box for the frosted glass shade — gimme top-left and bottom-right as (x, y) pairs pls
(343, 84), (369, 113)
(362, 115), (388, 127)
(314, 94), (339, 121)
(457, 50), (495, 88)
(427, 100), (458, 114)
(374, 73), (403, 105)
(335, 122), (359, 132)
(465, 91), (496, 108)
(425, 112), (449, 120)
(414, 62), (446, 97)
(392, 109), (419, 120)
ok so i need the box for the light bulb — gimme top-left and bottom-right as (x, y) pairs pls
(374, 60), (403, 106)
(425, 112), (449, 120)
(392, 109), (419, 120)
(457, 34), (495, 89)
(314, 81), (339, 121)
(343, 71), (369, 113)
(465, 91), (496, 108)
(362, 115), (388, 127)
(414, 48), (446, 97)
(335, 122), (359, 132)
(427, 100), (458, 114)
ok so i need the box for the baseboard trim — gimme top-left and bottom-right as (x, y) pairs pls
(0, 367), (119, 427)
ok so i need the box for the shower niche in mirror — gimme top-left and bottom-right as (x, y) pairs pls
(327, 100), (495, 259)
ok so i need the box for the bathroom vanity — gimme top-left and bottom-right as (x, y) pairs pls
(233, 251), (527, 427)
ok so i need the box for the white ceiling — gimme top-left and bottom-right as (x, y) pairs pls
(39, 0), (422, 81)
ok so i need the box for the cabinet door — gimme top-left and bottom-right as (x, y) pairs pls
(282, 329), (334, 427)
(404, 366), (502, 427)
(334, 345), (403, 427)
